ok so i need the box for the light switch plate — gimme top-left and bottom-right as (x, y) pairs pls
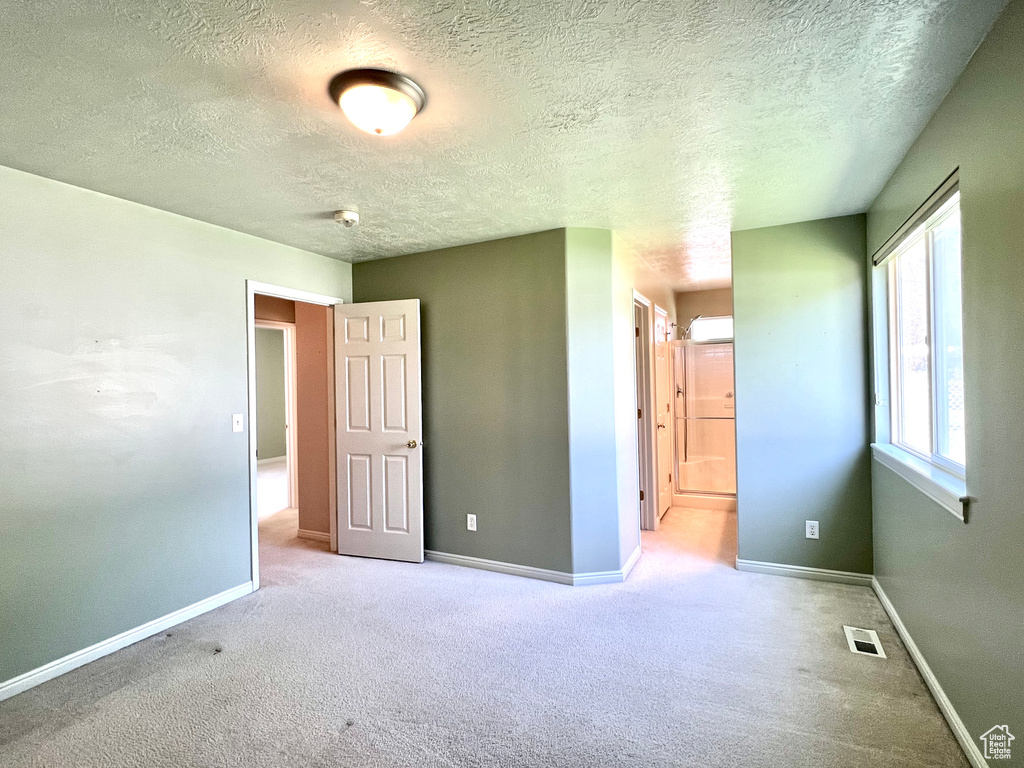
(232, 414), (244, 433)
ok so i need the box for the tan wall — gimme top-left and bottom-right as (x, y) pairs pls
(254, 294), (296, 323)
(674, 288), (733, 337)
(295, 301), (333, 536)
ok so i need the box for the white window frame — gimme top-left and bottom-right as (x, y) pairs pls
(872, 188), (968, 521)
(887, 194), (964, 477)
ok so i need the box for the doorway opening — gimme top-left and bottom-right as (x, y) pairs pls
(247, 281), (343, 588)
(638, 287), (738, 570)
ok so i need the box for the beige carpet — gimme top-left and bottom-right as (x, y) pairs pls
(0, 507), (967, 767)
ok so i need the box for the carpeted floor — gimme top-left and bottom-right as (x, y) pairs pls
(0, 507), (967, 767)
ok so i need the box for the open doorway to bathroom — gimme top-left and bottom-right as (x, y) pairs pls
(663, 288), (737, 565)
(637, 285), (737, 570)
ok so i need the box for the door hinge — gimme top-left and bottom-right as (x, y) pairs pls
(637, 408), (642, 419)
(635, 327), (640, 338)
(669, 473), (672, 483)
(639, 490), (645, 501)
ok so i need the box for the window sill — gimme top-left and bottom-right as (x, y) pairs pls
(870, 443), (967, 522)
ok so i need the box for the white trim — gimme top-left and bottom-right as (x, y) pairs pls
(735, 559), (873, 586)
(424, 551), (635, 586)
(672, 492), (737, 511)
(871, 443), (966, 521)
(622, 545), (642, 579)
(297, 529), (332, 543)
(633, 292), (657, 532)
(426, 550), (573, 584)
(257, 455), (287, 466)
(247, 280), (343, 307)
(0, 582), (253, 703)
(247, 280), (344, 587)
(872, 578), (988, 768)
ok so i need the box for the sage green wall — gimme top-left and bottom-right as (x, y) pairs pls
(565, 229), (625, 574)
(731, 215), (872, 574)
(868, 0), (1024, 747)
(352, 231), (574, 573)
(0, 165), (352, 685)
(255, 327), (287, 460)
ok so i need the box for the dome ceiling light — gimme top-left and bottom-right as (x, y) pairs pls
(328, 68), (426, 136)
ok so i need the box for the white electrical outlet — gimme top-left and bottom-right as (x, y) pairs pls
(467, 514), (477, 532)
(806, 520), (819, 539)
(232, 413), (244, 433)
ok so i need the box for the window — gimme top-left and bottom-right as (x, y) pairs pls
(887, 191), (965, 475)
(687, 315), (733, 342)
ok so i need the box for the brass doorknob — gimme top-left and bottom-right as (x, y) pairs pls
(407, 439), (419, 449)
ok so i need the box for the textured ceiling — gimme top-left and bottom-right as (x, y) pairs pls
(0, 0), (1006, 290)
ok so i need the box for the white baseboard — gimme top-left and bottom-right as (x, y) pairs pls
(672, 492), (737, 511)
(256, 456), (286, 466)
(297, 529), (331, 543)
(872, 578), (987, 768)
(0, 582), (253, 703)
(424, 550), (636, 586)
(735, 558), (873, 586)
(622, 545), (642, 579)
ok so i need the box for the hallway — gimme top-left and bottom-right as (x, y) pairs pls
(644, 506), (737, 568)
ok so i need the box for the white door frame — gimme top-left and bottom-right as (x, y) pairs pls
(653, 304), (672, 522)
(246, 280), (343, 588)
(633, 291), (658, 531)
(254, 320), (298, 510)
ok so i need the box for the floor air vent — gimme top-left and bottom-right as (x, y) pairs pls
(843, 626), (886, 658)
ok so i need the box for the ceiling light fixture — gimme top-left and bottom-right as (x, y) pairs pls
(328, 68), (426, 136)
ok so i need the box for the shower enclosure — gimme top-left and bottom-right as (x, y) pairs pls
(672, 339), (736, 496)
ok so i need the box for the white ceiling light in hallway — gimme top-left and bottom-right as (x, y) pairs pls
(329, 69), (426, 136)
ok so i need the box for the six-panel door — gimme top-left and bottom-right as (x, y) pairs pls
(334, 299), (423, 563)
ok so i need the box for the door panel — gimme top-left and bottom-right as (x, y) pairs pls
(348, 455), (373, 530)
(654, 307), (672, 518)
(346, 356), (371, 431)
(335, 299), (423, 563)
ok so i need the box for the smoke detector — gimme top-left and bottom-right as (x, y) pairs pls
(334, 210), (359, 227)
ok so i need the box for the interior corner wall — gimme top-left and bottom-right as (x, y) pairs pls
(731, 214), (872, 574)
(867, 0), (1024, 743)
(0, 165), (352, 686)
(255, 328), (287, 460)
(295, 302), (333, 536)
(351, 230), (574, 573)
(564, 229), (623, 574)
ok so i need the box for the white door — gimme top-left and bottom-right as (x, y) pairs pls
(334, 300), (424, 563)
(654, 306), (672, 518)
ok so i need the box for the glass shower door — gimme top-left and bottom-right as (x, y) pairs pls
(673, 341), (736, 495)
